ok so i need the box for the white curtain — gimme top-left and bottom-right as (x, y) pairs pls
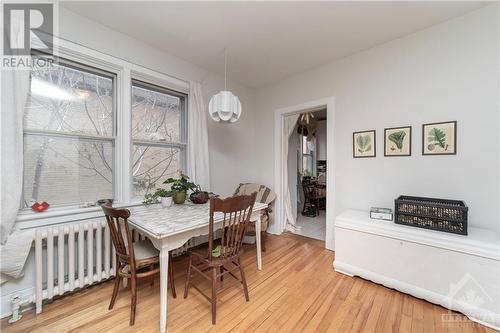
(0, 34), (31, 244)
(283, 114), (300, 232)
(187, 81), (210, 191)
(0, 16), (32, 281)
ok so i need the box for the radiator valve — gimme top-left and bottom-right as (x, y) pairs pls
(8, 296), (23, 323)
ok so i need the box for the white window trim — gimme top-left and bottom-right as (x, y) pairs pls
(17, 36), (190, 230)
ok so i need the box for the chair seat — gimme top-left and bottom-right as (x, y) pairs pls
(133, 239), (159, 260)
(189, 246), (243, 267)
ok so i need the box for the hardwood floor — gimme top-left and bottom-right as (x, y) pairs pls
(1, 233), (494, 333)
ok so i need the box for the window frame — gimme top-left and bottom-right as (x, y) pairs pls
(22, 52), (118, 210)
(130, 78), (188, 200)
(16, 37), (190, 229)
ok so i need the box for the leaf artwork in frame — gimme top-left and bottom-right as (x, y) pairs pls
(356, 134), (372, 153)
(422, 121), (457, 155)
(353, 130), (376, 158)
(384, 126), (411, 157)
(427, 128), (446, 150)
(389, 131), (406, 150)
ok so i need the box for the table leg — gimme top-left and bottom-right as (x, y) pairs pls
(159, 247), (169, 333)
(255, 215), (262, 270)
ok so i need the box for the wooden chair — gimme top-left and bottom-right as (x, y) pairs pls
(233, 183), (276, 251)
(302, 182), (320, 217)
(101, 205), (176, 326)
(183, 193), (257, 325)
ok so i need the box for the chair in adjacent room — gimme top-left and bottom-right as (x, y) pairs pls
(302, 181), (320, 217)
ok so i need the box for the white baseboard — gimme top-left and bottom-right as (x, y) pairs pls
(334, 260), (500, 331)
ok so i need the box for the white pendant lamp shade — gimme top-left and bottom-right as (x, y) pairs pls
(209, 90), (241, 123)
(209, 49), (241, 123)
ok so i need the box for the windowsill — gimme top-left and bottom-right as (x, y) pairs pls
(16, 200), (144, 230)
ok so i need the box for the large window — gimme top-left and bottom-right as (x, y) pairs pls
(20, 51), (188, 215)
(131, 80), (186, 198)
(23, 54), (115, 208)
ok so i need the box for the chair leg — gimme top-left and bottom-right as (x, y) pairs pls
(168, 252), (176, 298)
(261, 231), (267, 252)
(129, 274), (137, 326)
(109, 259), (121, 310)
(183, 255), (192, 299)
(220, 266), (224, 282)
(109, 274), (121, 310)
(211, 267), (217, 325)
(238, 259), (249, 302)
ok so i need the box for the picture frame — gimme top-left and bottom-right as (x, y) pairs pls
(353, 130), (376, 158)
(422, 121), (457, 155)
(384, 126), (411, 157)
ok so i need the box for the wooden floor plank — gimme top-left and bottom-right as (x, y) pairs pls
(1, 233), (495, 333)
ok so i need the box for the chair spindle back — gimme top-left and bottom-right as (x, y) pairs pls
(208, 193), (257, 260)
(101, 205), (136, 270)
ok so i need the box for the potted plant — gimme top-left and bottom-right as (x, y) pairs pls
(143, 188), (174, 207)
(163, 172), (197, 204)
(190, 185), (209, 204)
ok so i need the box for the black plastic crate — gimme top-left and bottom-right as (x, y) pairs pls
(394, 196), (468, 235)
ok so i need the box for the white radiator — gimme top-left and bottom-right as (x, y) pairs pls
(32, 219), (195, 314)
(34, 220), (118, 314)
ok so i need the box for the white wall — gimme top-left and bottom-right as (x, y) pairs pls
(255, 5), (499, 233)
(0, 6), (257, 318)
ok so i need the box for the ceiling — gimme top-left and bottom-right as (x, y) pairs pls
(61, 1), (488, 88)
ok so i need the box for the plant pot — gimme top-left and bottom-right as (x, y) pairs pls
(173, 191), (187, 204)
(190, 191), (209, 204)
(160, 196), (172, 208)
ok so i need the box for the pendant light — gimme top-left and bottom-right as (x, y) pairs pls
(208, 49), (241, 123)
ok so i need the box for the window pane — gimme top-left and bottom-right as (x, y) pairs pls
(132, 145), (180, 197)
(132, 84), (182, 143)
(23, 135), (113, 207)
(302, 136), (308, 154)
(24, 57), (114, 137)
(302, 155), (313, 176)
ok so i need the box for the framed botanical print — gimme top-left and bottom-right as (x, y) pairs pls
(422, 121), (457, 155)
(384, 126), (411, 157)
(353, 130), (376, 158)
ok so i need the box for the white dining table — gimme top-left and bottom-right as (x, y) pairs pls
(128, 201), (268, 333)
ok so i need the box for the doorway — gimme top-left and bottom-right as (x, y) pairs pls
(288, 109), (327, 240)
(272, 97), (335, 250)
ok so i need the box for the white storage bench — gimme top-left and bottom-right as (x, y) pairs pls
(334, 210), (500, 330)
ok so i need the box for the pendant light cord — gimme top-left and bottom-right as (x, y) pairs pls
(224, 48), (227, 90)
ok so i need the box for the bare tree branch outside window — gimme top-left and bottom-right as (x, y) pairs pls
(131, 83), (184, 197)
(22, 57), (186, 208)
(23, 57), (114, 207)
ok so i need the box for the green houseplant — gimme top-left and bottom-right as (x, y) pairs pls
(163, 173), (197, 204)
(143, 188), (174, 207)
